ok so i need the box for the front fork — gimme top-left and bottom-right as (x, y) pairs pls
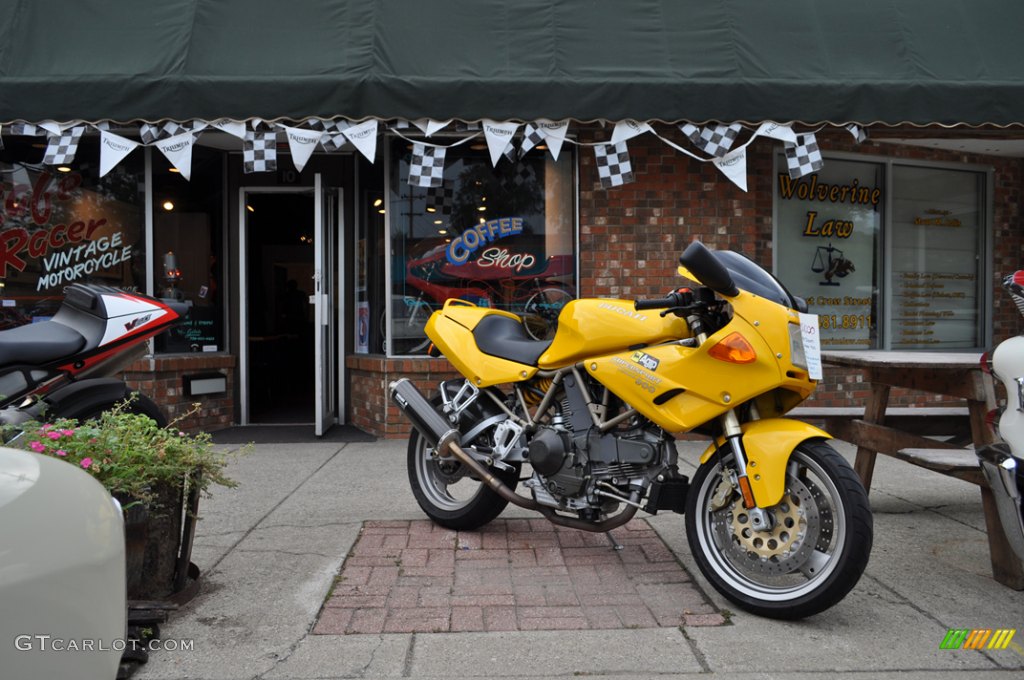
(720, 409), (775, 530)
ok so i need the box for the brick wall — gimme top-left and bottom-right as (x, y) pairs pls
(121, 354), (236, 433)
(347, 355), (460, 438)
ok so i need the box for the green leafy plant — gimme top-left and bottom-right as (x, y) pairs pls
(10, 401), (238, 507)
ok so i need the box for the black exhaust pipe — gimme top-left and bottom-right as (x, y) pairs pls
(388, 379), (461, 457)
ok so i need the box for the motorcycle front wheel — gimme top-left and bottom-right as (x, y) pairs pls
(685, 440), (872, 619)
(407, 399), (521, 530)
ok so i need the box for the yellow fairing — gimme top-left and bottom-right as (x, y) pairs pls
(539, 299), (690, 369)
(699, 419), (832, 507)
(425, 300), (538, 386)
(584, 290), (813, 431)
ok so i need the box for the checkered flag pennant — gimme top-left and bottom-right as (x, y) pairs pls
(42, 126), (85, 165)
(594, 141), (634, 188)
(693, 123), (743, 158)
(784, 133), (824, 179)
(519, 123), (545, 158)
(140, 120), (206, 145)
(243, 125), (278, 174)
(8, 123), (42, 136)
(425, 182), (453, 215)
(846, 124), (868, 144)
(408, 143), (446, 188)
(306, 118), (350, 151)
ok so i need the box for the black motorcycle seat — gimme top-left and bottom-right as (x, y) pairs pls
(473, 314), (552, 366)
(0, 320), (87, 368)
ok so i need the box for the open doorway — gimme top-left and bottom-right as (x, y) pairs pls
(244, 192), (315, 423)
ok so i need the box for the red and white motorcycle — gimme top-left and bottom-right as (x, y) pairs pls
(0, 284), (186, 428)
(978, 271), (1024, 561)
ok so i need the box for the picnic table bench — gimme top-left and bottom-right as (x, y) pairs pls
(804, 350), (1024, 590)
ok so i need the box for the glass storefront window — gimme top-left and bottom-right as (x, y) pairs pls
(889, 165), (986, 349)
(774, 155), (988, 350)
(775, 158), (883, 349)
(384, 140), (576, 355)
(0, 136), (145, 328)
(152, 146), (225, 353)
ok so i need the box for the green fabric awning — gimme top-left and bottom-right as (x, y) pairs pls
(1, 0), (1022, 126)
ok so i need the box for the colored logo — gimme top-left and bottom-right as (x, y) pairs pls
(940, 628), (1017, 651)
(631, 351), (660, 372)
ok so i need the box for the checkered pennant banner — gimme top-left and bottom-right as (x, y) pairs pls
(594, 142), (634, 188)
(43, 126), (85, 165)
(7, 123), (42, 136)
(305, 119), (350, 151)
(140, 121), (205, 144)
(243, 126), (278, 174)
(502, 140), (517, 164)
(519, 124), (545, 158)
(684, 123), (743, 158)
(425, 182), (453, 215)
(408, 143), (446, 188)
(784, 133), (824, 179)
(846, 124), (868, 144)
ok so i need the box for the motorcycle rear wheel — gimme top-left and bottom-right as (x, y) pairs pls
(406, 400), (521, 530)
(685, 440), (872, 619)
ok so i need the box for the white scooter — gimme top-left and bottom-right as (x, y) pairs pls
(977, 270), (1024, 561)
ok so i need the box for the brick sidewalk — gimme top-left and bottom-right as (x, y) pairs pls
(314, 518), (724, 635)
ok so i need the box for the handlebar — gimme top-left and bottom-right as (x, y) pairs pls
(634, 289), (693, 311)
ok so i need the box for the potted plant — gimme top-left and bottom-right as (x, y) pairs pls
(9, 401), (238, 601)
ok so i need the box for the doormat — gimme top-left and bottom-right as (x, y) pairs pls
(314, 518), (724, 635)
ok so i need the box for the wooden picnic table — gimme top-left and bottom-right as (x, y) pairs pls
(820, 350), (1023, 589)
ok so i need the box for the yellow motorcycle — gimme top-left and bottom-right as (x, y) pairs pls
(390, 240), (872, 619)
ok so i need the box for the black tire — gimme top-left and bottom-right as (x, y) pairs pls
(56, 391), (167, 428)
(685, 439), (872, 619)
(406, 397), (520, 530)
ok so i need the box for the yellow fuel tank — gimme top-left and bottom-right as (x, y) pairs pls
(538, 299), (691, 369)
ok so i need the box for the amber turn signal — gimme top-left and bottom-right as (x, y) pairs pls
(708, 332), (757, 364)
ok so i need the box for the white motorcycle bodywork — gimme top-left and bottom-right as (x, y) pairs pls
(0, 447), (126, 679)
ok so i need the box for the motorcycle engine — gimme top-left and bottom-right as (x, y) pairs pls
(523, 374), (666, 512)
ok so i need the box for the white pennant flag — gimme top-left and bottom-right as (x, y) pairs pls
(155, 132), (195, 180)
(342, 119), (379, 163)
(713, 146), (748, 192)
(482, 120), (520, 166)
(412, 119), (452, 137)
(610, 119), (652, 145)
(537, 119), (569, 160)
(282, 125), (323, 172)
(211, 118), (247, 139)
(754, 121), (797, 144)
(99, 130), (141, 177)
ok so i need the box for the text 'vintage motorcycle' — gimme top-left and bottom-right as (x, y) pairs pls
(977, 270), (1024, 563)
(390, 240), (873, 619)
(0, 284), (186, 431)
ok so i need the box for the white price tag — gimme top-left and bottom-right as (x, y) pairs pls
(798, 312), (823, 380)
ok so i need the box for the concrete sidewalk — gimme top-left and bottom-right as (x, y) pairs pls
(137, 438), (1024, 679)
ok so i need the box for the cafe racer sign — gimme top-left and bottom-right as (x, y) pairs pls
(0, 167), (140, 293)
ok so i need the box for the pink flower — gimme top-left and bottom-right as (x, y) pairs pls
(80, 458), (93, 470)
(29, 441), (45, 453)
(45, 431), (62, 440)
(55, 450), (67, 457)
(61, 429), (75, 437)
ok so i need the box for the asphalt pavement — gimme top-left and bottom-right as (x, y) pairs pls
(136, 436), (1024, 679)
